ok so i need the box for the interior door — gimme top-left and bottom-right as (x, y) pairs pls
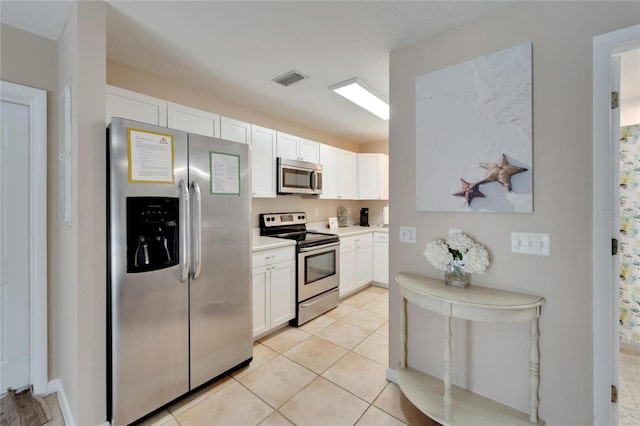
(0, 99), (30, 391)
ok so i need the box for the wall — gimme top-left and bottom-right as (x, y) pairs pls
(107, 60), (389, 227)
(389, 2), (640, 425)
(57, 2), (107, 424)
(252, 198), (387, 228)
(359, 139), (389, 155)
(108, 60), (360, 152)
(620, 124), (640, 347)
(0, 22), (59, 380)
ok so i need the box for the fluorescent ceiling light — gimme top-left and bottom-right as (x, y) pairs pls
(329, 77), (389, 120)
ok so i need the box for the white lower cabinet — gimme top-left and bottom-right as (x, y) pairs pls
(339, 233), (372, 297)
(252, 246), (295, 338)
(373, 232), (389, 286)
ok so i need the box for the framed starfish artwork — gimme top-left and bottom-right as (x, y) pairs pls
(415, 42), (533, 213)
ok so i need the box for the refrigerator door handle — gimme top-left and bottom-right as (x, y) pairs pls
(179, 179), (190, 282)
(191, 181), (202, 280)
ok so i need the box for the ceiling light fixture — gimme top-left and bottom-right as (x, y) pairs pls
(329, 77), (389, 120)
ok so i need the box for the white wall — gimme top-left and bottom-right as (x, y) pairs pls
(57, 2), (107, 424)
(620, 49), (640, 127)
(389, 2), (640, 424)
(0, 23), (59, 381)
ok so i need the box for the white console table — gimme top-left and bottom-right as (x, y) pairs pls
(396, 272), (545, 426)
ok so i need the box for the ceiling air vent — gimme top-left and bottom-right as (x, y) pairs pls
(272, 70), (308, 87)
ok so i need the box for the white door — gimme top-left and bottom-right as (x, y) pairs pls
(0, 81), (47, 395)
(0, 99), (31, 390)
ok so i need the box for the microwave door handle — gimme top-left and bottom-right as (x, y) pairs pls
(311, 171), (317, 190)
(190, 181), (202, 280)
(178, 180), (190, 282)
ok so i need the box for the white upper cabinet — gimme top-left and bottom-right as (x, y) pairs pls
(319, 145), (339, 199)
(221, 116), (252, 144)
(106, 85), (167, 126)
(276, 132), (320, 163)
(251, 125), (277, 198)
(338, 149), (357, 200)
(358, 153), (389, 200)
(298, 138), (320, 163)
(276, 132), (298, 159)
(319, 145), (357, 200)
(167, 102), (220, 138)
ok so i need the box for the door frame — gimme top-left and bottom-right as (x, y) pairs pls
(0, 81), (48, 395)
(592, 24), (640, 426)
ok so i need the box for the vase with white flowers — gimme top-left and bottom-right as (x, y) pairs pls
(423, 233), (490, 287)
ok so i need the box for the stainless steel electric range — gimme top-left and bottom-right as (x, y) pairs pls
(259, 212), (340, 325)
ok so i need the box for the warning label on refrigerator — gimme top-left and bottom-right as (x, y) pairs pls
(210, 151), (240, 195)
(127, 128), (174, 184)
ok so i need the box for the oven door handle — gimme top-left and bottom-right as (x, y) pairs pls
(298, 242), (340, 252)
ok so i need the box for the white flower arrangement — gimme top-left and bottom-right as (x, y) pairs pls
(423, 233), (490, 274)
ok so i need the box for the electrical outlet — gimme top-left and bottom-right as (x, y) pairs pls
(314, 208), (319, 217)
(511, 232), (551, 256)
(400, 226), (416, 243)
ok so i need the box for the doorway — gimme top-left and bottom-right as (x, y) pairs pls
(618, 48), (640, 425)
(0, 81), (48, 395)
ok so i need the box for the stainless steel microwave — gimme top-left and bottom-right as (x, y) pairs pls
(277, 157), (323, 195)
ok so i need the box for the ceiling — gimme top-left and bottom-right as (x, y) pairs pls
(1, 1), (518, 143)
(3, 2), (639, 142)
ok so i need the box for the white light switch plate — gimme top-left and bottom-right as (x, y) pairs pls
(400, 226), (416, 243)
(511, 232), (550, 256)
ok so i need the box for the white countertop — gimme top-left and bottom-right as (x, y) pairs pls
(306, 222), (389, 236)
(252, 235), (296, 252)
(328, 225), (389, 237)
(252, 224), (388, 251)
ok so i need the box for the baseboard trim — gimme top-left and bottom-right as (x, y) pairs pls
(386, 367), (398, 384)
(48, 379), (74, 426)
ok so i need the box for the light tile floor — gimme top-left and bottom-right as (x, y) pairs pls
(620, 347), (640, 426)
(140, 285), (437, 426)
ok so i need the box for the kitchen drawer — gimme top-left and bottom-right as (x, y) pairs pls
(373, 232), (388, 243)
(341, 232), (372, 249)
(252, 246), (295, 268)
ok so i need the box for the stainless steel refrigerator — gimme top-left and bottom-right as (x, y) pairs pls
(107, 118), (252, 425)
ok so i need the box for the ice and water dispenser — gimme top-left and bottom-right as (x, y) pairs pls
(126, 197), (179, 273)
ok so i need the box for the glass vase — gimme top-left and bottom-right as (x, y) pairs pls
(444, 260), (470, 288)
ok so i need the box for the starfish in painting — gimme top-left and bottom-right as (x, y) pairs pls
(452, 179), (485, 207)
(479, 153), (527, 192)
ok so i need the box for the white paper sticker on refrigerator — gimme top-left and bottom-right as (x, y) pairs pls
(127, 128), (175, 184)
(210, 151), (240, 195)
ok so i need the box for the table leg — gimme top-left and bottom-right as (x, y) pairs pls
(444, 314), (452, 422)
(400, 297), (407, 369)
(529, 317), (540, 423)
